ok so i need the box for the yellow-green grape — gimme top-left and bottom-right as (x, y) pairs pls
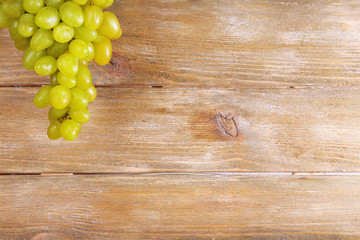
(76, 66), (92, 90)
(0, 0), (24, 19)
(60, 119), (81, 141)
(78, 58), (88, 67)
(47, 41), (68, 58)
(23, 47), (46, 70)
(52, 22), (74, 43)
(48, 106), (68, 122)
(91, 0), (107, 7)
(59, 1), (84, 28)
(23, 0), (45, 14)
(69, 87), (88, 109)
(34, 55), (58, 75)
(35, 6), (60, 30)
(99, 0), (114, 9)
(14, 38), (31, 51)
(49, 85), (71, 109)
(47, 121), (62, 140)
(74, 24), (97, 42)
(85, 84), (97, 102)
(72, 0), (88, 5)
(97, 11), (121, 40)
(33, 85), (52, 108)
(69, 39), (88, 59)
(45, 0), (64, 9)
(57, 52), (78, 76)
(0, 8), (10, 29)
(30, 28), (54, 51)
(57, 71), (76, 88)
(69, 107), (89, 124)
(93, 36), (112, 65)
(18, 14), (38, 38)
(50, 72), (59, 86)
(9, 19), (31, 51)
(84, 41), (94, 61)
(84, 5), (102, 30)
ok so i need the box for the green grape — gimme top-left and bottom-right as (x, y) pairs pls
(52, 22), (74, 43)
(60, 119), (81, 141)
(84, 5), (102, 30)
(57, 71), (76, 88)
(0, 0), (24, 19)
(72, 0), (88, 5)
(0, 8), (10, 29)
(99, 0), (113, 9)
(45, 0), (64, 9)
(84, 41), (94, 61)
(35, 6), (60, 30)
(49, 85), (71, 109)
(23, 47), (46, 70)
(9, 20), (31, 51)
(47, 41), (68, 58)
(18, 14), (38, 38)
(59, 1), (84, 28)
(33, 85), (52, 108)
(30, 28), (54, 51)
(78, 58), (88, 66)
(23, 0), (45, 14)
(47, 121), (62, 140)
(85, 84), (97, 102)
(69, 87), (88, 109)
(14, 37), (31, 51)
(93, 36), (112, 65)
(76, 66), (92, 90)
(69, 107), (89, 124)
(98, 11), (121, 40)
(57, 52), (78, 76)
(48, 106), (68, 122)
(74, 24), (97, 41)
(50, 72), (59, 86)
(34, 55), (58, 75)
(69, 39), (88, 59)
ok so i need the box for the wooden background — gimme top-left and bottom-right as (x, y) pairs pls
(1, 0), (360, 239)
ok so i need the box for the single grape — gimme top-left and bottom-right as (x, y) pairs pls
(23, 47), (46, 70)
(99, 0), (114, 9)
(9, 20), (30, 51)
(69, 107), (90, 124)
(74, 24), (97, 41)
(0, 0), (24, 19)
(60, 119), (81, 141)
(30, 28), (54, 51)
(0, 8), (10, 29)
(97, 11), (121, 40)
(34, 55), (58, 75)
(48, 106), (68, 122)
(76, 66), (92, 90)
(23, 0), (45, 14)
(57, 71), (76, 88)
(45, 0), (64, 9)
(49, 85), (71, 109)
(52, 22), (74, 43)
(47, 121), (62, 140)
(69, 39), (88, 59)
(35, 6), (60, 30)
(33, 85), (52, 108)
(84, 41), (94, 62)
(85, 84), (97, 102)
(59, 1), (84, 28)
(57, 52), (78, 76)
(47, 41), (68, 58)
(84, 5), (103, 30)
(50, 72), (59, 86)
(69, 87), (88, 109)
(93, 36), (112, 65)
(17, 13), (38, 38)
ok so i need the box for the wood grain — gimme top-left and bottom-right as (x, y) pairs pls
(0, 174), (360, 239)
(1, 87), (360, 173)
(2, 0), (360, 87)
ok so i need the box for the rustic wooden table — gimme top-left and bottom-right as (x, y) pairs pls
(1, 0), (360, 239)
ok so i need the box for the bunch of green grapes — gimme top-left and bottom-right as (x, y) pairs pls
(0, 0), (121, 141)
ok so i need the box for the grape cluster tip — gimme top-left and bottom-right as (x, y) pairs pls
(0, 0), (122, 141)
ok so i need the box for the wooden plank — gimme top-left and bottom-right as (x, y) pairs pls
(1, 87), (360, 173)
(0, 174), (360, 239)
(2, 0), (360, 87)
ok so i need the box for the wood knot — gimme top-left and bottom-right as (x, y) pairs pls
(93, 52), (132, 79)
(215, 113), (239, 138)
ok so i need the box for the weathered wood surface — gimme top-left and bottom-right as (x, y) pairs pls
(1, 87), (360, 173)
(1, 174), (360, 239)
(2, 0), (360, 86)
